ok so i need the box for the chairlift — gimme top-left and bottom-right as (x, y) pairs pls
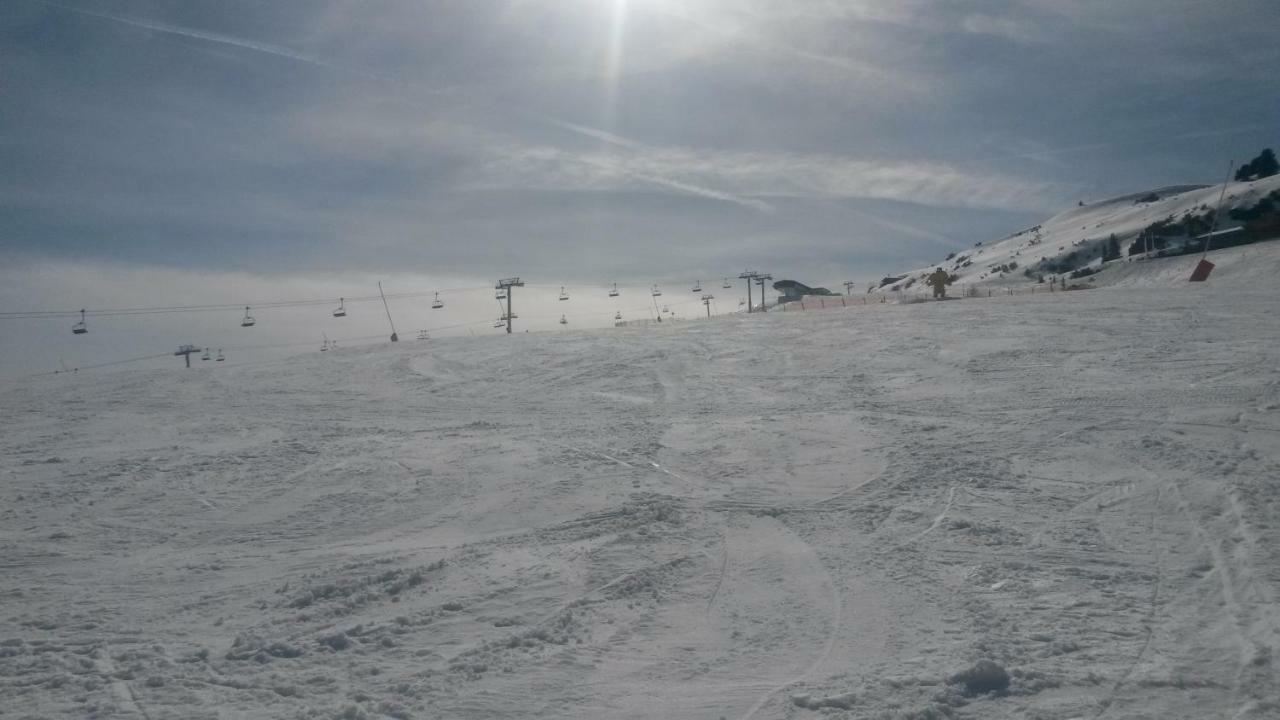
(240, 306), (256, 327)
(495, 289), (507, 300)
(201, 348), (211, 361)
(691, 280), (702, 293)
(215, 349), (225, 361)
(662, 304), (670, 313)
(416, 330), (430, 340)
(608, 283), (619, 298)
(333, 297), (346, 317)
(559, 286), (570, 301)
(431, 292), (444, 309)
(722, 278), (732, 289)
(614, 311), (622, 320)
(651, 285), (662, 297)
(320, 341), (328, 352)
(559, 314), (568, 325)
(71, 309), (88, 335)
(493, 319), (506, 328)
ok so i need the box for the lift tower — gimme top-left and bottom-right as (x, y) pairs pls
(738, 271), (758, 313)
(174, 345), (201, 368)
(495, 277), (524, 334)
(754, 273), (773, 312)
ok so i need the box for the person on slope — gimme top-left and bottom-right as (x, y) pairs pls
(928, 268), (950, 299)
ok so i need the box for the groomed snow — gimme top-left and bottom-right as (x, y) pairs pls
(3, 246), (1279, 719)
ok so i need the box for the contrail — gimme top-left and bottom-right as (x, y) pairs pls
(839, 204), (954, 247)
(44, 1), (770, 213)
(524, 112), (774, 211)
(983, 124), (1267, 165)
(632, 171), (774, 213)
(40, 1), (459, 98)
(532, 114), (646, 151)
(41, 1), (335, 71)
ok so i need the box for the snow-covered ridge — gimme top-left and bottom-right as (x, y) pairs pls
(882, 174), (1280, 292)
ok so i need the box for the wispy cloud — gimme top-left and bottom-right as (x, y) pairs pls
(41, 1), (333, 69)
(467, 142), (1061, 213)
(593, 0), (933, 97)
(977, 124), (1270, 166)
(39, 0), (463, 101)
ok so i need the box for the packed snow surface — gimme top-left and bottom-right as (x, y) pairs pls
(3, 249), (1280, 719)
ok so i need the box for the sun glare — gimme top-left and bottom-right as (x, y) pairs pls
(600, 0), (629, 129)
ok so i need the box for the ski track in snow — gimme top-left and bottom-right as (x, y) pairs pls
(735, 521), (843, 720)
(3, 250), (1280, 718)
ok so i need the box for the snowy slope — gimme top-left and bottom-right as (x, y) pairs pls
(883, 174), (1280, 293)
(3, 278), (1280, 719)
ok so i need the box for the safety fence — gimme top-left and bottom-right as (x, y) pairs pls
(779, 281), (1092, 312)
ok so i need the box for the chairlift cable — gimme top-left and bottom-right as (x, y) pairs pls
(2, 275), (751, 320)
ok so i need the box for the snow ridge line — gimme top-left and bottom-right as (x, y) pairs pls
(1094, 487), (1163, 719)
(545, 441), (636, 469)
(705, 532), (729, 615)
(547, 441), (695, 491)
(1166, 479), (1251, 701)
(1132, 444), (1274, 716)
(900, 484), (958, 546)
(97, 648), (152, 720)
(737, 523), (843, 720)
(411, 556), (697, 695)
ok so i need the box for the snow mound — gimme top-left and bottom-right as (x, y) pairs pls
(948, 659), (1010, 696)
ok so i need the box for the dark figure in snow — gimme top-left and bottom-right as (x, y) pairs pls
(928, 268), (950, 299)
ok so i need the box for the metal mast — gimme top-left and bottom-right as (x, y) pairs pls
(174, 344), (200, 368)
(495, 277), (524, 334)
(738, 271), (758, 313)
(378, 281), (398, 342)
(754, 273), (773, 312)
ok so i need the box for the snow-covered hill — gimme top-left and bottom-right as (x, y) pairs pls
(3, 275), (1279, 719)
(881, 174), (1280, 293)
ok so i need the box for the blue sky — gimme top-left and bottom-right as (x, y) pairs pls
(1, 0), (1278, 373)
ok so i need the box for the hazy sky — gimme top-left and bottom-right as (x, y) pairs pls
(2, 0), (1278, 374)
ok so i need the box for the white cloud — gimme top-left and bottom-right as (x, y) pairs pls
(467, 141), (1062, 213)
